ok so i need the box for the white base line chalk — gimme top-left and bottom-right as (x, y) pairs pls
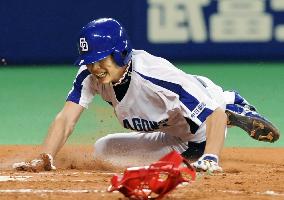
(0, 176), (32, 182)
(0, 189), (107, 193)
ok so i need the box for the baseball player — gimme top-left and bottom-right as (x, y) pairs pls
(13, 18), (280, 173)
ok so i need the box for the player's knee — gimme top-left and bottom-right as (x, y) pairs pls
(93, 134), (113, 159)
(94, 136), (107, 158)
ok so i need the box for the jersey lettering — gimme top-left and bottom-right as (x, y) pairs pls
(123, 119), (135, 130)
(123, 118), (168, 132)
(149, 120), (159, 130)
(190, 102), (206, 118)
(133, 118), (143, 131)
(141, 119), (154, 131)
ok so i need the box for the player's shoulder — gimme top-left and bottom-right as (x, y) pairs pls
(132, 49), (173, 66)
(76, 65), (88, 75)
(131, 50), (176, 75)
(73, 65), (96, 86)
(131, 50), (197, 87)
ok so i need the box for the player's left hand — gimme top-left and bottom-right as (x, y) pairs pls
(12, 153), (56, 172)
(191, 154), (222, 173)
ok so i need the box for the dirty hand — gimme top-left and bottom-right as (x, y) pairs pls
(12, 153), (56, 172)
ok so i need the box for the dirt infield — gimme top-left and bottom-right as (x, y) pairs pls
(0, 145), (284, 200)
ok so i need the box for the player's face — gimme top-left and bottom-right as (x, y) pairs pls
(86, 56), (126, 84)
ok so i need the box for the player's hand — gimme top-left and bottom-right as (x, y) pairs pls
(191, 154), (222, 173)
(12, 153), (56, 172)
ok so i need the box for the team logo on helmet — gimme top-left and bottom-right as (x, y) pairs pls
(79, 38), (88, 52)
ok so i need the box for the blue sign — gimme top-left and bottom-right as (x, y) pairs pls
(0, 0), (283, 64)
(132, 0), (284, 61)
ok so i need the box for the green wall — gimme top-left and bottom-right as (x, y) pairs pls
(0, 63), (283, 147)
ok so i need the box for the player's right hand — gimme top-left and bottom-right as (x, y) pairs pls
(12, 153), (56, 172)
(190, 154), (222, 173)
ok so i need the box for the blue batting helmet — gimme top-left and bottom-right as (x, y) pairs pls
(74, 18), (132, 67)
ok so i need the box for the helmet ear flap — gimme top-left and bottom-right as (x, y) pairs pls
(112, 51), (124, 66)
(112, 49), (132, 67)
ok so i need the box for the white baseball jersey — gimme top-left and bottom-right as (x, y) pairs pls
(67, 50), (223, 143)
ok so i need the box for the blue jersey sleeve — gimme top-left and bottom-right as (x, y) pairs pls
(66, 66), (95, 108)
